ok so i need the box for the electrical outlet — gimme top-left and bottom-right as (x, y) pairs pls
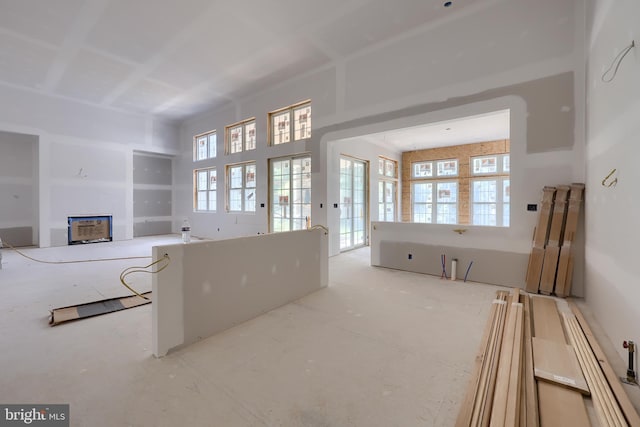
(527, 204), (537, 212)
(408, 254), (413, 260)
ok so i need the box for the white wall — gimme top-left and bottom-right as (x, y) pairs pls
(0, 131), (38, 246)
(0, 87), (180, 247)
(176, 1), (586, 263)
(152, 229), (328, 357)
(585, 0), (640, 360)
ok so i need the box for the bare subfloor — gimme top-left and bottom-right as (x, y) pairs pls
(0, 236), (637, 426)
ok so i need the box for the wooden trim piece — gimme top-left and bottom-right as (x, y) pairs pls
(520, 294), (540, 427)
(456, 294), (502, 427)
(478, 294), (509, 427)
(525, 187), (556, 293)
(457, 291), (510, 427)
(569, 301), (640, 426)
(505, 303), (524, 426)
(555, 184), (585, 297)
(490, 301), (520, 427)
(539, 186), (570, 295)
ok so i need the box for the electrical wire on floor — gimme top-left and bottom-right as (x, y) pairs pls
(119, 254), (171, 300)
(0, 239), (152, 264)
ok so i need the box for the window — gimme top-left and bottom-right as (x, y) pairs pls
(194, 168), (216, 211)
(226, 162), (256, 213)
(378, 157), (397, 222)
(270, 155), (311, 232)
(436, 159), (458, 176)
(470, 154), (510, 226)
(194, 130), (216, 161)
(413, 161), (433, 178)
(225, 118), (256, 154)
(412, 181), (457, 224)
(412, 182), (433, 223)
(436, 182), (458, 223)
(269, 101), (311, 145)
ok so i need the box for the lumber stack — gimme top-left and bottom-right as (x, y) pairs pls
(456, 289), (538, 427)
(569, 301), (640, 426)
(458, 293), (640, 426)
(531, 296), (590, 427)
(564, 313), (626, 426)
(525, 183), (584, 297)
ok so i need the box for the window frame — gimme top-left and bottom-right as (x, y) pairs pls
(411, 179), (458, 224)
(470, 177), (510, 227)
(225, 161), (257, 213)
(436, 159), (458, 177)
(469, 153), (510, 227)
(194, 167), (217, 212)
(378, 157), (398, 222)
(413, 161), (433, 178)
(471, 154), (510, 176)
(269, 154), (312, 233)
(225, 118), (257, 154)
(268, 100), (311, 146)
(193, 130), (217, 161)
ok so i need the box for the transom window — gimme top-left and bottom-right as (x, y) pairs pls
(225, 118), (256, 154)
(193, 130), (216, 161)
(226, 162), (256, 213)
(194, 167), (216, 212)
(437, 159), (458, 176)
(269, 101), (311, 145)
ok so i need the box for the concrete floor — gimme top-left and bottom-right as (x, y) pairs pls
(0, 236), (637, 426)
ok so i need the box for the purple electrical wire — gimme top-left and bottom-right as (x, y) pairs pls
(464, 261), (474, 282)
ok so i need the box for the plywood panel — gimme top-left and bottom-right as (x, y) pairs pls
(531, 296), (590, 427)
(532, 337), (589, 394)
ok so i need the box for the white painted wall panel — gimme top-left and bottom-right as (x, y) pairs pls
(585, 0), (640, 361)
(152, 229), (328, 357)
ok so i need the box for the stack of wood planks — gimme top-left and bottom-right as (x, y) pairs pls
(566, 301), (640, 427)
(457, 292), (640, 426)
(456, 289), (538, 427)
(525, 183), (584, 297)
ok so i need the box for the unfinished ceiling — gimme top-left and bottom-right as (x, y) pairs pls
(0, 0), (482, 121)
